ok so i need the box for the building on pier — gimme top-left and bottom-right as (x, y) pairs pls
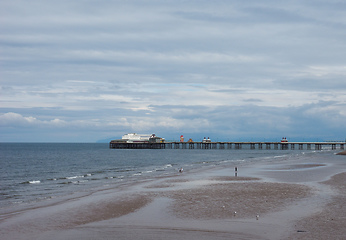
(203, 137), (211, 143)
(111, 133), (165, 144)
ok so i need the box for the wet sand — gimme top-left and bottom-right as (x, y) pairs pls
(336, 150), (346, 155)
(1, 151), (345, 240)
(289, 172), (346, 240)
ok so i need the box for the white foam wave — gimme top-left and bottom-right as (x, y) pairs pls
(29, 180), (40, 184)
(70, 180), (88, 184)
(66, 175), (84, 180)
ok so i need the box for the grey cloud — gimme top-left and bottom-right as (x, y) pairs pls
(243, 98), (263, 103)
(1, 0), (345, 142)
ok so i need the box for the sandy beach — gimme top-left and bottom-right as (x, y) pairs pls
(336, 150), (346, 155)
(1, 151), (345, 240)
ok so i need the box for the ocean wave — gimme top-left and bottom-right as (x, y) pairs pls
(76, 180), (88, 183)
(66, 175), (84, 180)
(58, 180), (88, 184)
(115, 169), (133, 173)
(59, 181), (72, 184)
(154, 163), (174, 172)
(193, 161), (211, 164)
(21, 180), (41, 184)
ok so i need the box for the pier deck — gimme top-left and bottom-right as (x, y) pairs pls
(109, 141), (345, 150)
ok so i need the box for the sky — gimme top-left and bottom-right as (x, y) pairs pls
(1, 0), (346, 142)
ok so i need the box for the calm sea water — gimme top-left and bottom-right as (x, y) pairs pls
(0, 143), (319, 209)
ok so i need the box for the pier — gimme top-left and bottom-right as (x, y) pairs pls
(110, 141), (345, 150)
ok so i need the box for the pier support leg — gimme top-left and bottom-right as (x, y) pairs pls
(341, 144), (344, 150)
(235, 143), (242, 149)
(307, 144), (311, 150)
(266, 143), (271, 150)
(291, 144), (295, 150)
(202, 143), (211, 149)
(281, 144), (288, 150)
(299, 144), (303, 150)
(274, 143), (278, 150)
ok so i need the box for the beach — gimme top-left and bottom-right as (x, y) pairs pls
(336, 150), (346, 155)
(1, 150), (345, 240)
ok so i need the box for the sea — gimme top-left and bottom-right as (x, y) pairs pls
(0, 143), (336, 210)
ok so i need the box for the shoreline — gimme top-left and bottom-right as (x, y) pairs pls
(1, 151), (345, 240)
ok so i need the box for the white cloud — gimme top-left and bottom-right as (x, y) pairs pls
(0, 112), (35, 126)
(0, 112), (67, 127)
(66, 50), (263, 64)
(304, 65), (346, 77)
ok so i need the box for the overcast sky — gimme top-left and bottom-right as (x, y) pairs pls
(1, 0), (346, 142)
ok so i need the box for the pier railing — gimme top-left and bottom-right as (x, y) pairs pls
(109, 141), (345, 150)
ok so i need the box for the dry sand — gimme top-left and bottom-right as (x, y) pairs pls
(1, 152), (346, 240)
